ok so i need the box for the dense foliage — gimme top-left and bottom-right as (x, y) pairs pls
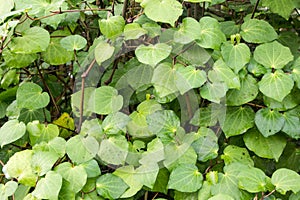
(0, 0), (300, 199)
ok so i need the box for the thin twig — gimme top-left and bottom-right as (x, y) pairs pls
(251, 0), (261, 19)
(122, 0), (129, 19)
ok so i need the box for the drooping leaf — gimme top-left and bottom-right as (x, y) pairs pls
(262, 0), (296, 20)
(0, 120), (26, 147)
(258, 70), (294, 102)
(243, 128), (286, 161)
(197, 17), (226, 50)
(9, 27), (50, 54)
(99, 15), (125, 39)
(66, 135), (99, 164)
(96, 173), (128, 199)
(226, 75), (258, 106)
(255, 108), (285, 137)
(60, 35), (87, 51)
(191, 127), (219, 162)
(141, 0), (183, 26)
(254, 41), (294, 69)
(168, 164), (203, 192)
(240, 19), (278, 43)
(135, 44), (172, 67)
(174, 17), (201, 44)
(55, 162), (87, 193)
(32, 171), (62, 200)
(220, 106), (255, 138)
(221, 42), (251, 73)
(88, 86), (123, 115)
(271, 168), (300, 194)
(237, 167), (267, 193)
(94, 41), (115, 65)
(16, 82), (50, 110)
(98, 135), (128, 165)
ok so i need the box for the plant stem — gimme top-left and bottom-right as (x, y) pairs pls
(122, 0), (129, 19)
(251, 0), (261, 19)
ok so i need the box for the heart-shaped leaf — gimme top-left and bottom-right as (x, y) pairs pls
(0, 181), (18, 199)
(17, 82), (50, 110)
(99, 16), (125, 39)
(0, 120), (26, 148)
(60, 35), (87, 51)
(237, 167), (267, 193)
(258, 70), (294, 102)
(200, 82), (228, 103)
(174, 17), (201, 44)
(123, 23), (147, 40)
(135, 44), (172, 67)
(271, 168), (300, 194)
(94, 41), (115, 65)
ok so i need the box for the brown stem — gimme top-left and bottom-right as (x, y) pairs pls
(104, 59), (119, 85)
(251, 0), (261, 19)
(122, 0), (129, 19)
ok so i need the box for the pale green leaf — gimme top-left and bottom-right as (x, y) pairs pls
(237, 167), (267, 193)
(27, 121), (59, 145)
(226, 75), (258, 106)
(135, 44), (172, 67)
(102, 112), (131, 135)
(211, 173), (241, 200)
(220, 106), (255, 138)
(174, 17), (201, 44)
(140, 138), (165, 165)
(80, 159), (101, 178)
(66, 135), (99, 164)
(0, 120), (26, 148)
(31, 151), (59, 176)
(2, 49), (37, 68)
(0, 0), (14, 16)
(255, 108), (285, 137)
(99, 16), (125, 39)
(94, 42), (115, 65)
(124, 23), (147, 40)
(243, 128), (287, 161)
(168, 164), (203, 192)
(60, 35), (87, 51)
(258, 70), (294, 102)
(208, 194), (234, 200)
(292, 57), (300, 89)
(17, 82), (50, 110)
(262, 0), (296, 20)
(200, 82), (228, 103)
(55, 162), (87, 193)
(271, 168), (300, 194)
(141, 0), (183, 26)
(197, 17), (226, 50)
(191, 127), (219, 162)
(221, 145), (254, 166)
(9, 27), (50, 54)
(0, 181), (18, 199)
(98, 135), (128, 165)
(254, 41), (294, 69)
(282, 111), (300, 139)
(240, 19), (278, 43)
(142, 23), (161, 37)
(32, 171), (62, 199)
(221, 42), (251, 73)
(175, 65), (207, 94)
(88, 86), (123, 115)
(96, 173), (128, 199)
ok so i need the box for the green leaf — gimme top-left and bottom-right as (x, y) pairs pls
(141, 0), (183, 26)
(262, 0), (296, 20)
(135, 44), (172, 67)
(2, 49), (37, 68)
(32, 171), (62, 199)
(271, 168), (300, 194)
(31, 151), (59, 176)
(80, 159), (101, 178)
(175, 65), (207, 94)
(140, 138), (164, 165)
(240, 19), (278, 43)
(151, 62), (178, 97)
(18, 108), (49, 124)
(209, 59), (240, 89)
(254, 41), (294, 69)
(219, 21), (240, 37)
(243, 128), (287, 161)
(17, 82), (50, 110)
(99, 16), (125, 39)
(3, 150), (37, 186)
(200, 82), (228, 103)
(71, 87), (95, 117)
(0, 0), (14, 16)
(191, 127), (219, 162)
(226, 75), (258, 106)
(60, 35), (87, 51)
(9, 27), (50, 54)
(237, 167), (267, 193)
(168, 164), (203, 192)
(255, 108), (285, 137)
(96, 173), (128, 200)
(220, 106), (255, 138)
(258, 70), (294, 102)
(55, 162), (87, 193)
(221, 42), (251, 73)
(292, 57), (300, 89)
(88, 86), (123, 115)
(0, 120), (26, 147)
(178, 43), (211, 66)
(211, 173), (241, 200)
(0, 181), (18, 199)
(102, 112), (131, 135)
(208, 194), (234, 200)
(66, 135), (99, 164)
(98, 135), (128, 165)
(27, 121), (59, 145)
(221, 145), (254, 166)
(282, 111), (300, 139)
(174, 17), (201, 44)
(94, 41), (115, 65)
(124, 23), (147, 40)
(197, 17), (226, 50)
